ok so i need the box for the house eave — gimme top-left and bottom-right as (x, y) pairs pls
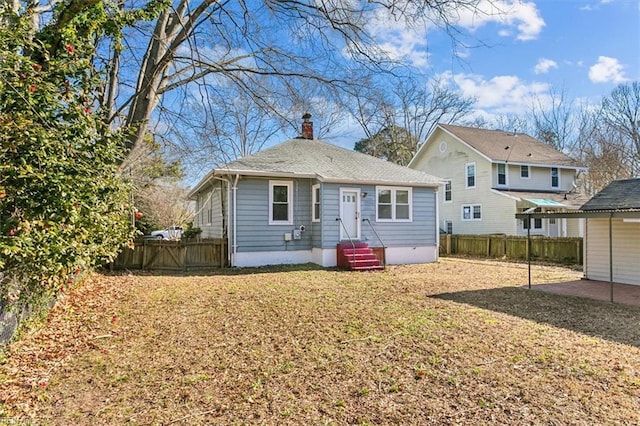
(213, 169), (317, 179)
(491, 160), (586, 171)
(318, 176), (443, 188)
(205, 169), (443, 188)
(515, 209), (640, 220)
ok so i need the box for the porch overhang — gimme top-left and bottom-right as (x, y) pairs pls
(515, 208), (640, 302)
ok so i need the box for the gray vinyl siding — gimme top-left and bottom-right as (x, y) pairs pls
(367, 187), (437, 246)
(319, 183), (341, 249)
(318, 183), (437, 249)
(195, 180), (226, 239)
(234, 177), (312, 253)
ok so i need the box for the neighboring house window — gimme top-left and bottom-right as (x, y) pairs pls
(497, 163), (507, 186)
(520, 165), (530, 179)
(551, 167), (559, 188)
(522, 208), (542, 229)
(465, 163), (476, 188)
(444, 180), (452, 202)
(269, 180), (293, 225)
(377, 187), (412, 222)
(312, 184), (320, 222)
(445, 220), (453, 234)
(207, 208), (213, 225)
(461, 204), (482, 221)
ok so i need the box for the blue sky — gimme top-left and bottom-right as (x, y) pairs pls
(179, 0), (640, 183)
(372, 0), (639, 119)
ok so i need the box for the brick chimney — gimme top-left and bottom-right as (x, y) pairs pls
(301, 113), (313, 140)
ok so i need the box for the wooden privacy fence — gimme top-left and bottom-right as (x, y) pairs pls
(111, 238), (228, 271)
(440, 234), (583, 265)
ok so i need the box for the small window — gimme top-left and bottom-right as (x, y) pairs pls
(377, 187), (412, 222)
(465, 163), (476, 188)
(311, 185), (320, 222)
(445, 220), (453, 234)
(377, 189), (392, 220)
(522, 208), (542, 229)
(207, 208), (213, 224)
(551, 167), (559, 188)
(497, 163), (506, 186)
(444, 180), (452, 202)
(461, 204), (482, 221)
(521, 165), (530, 179)
(395, 189), (410, 220)
(269, 180), (293, 225)
(312, 184), (320, 222)
(523, 218), (543, 229)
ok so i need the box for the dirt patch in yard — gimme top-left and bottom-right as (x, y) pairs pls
(1, 258), (639, 425)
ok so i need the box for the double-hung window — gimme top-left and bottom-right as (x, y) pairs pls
(520, 165), (530, 179)
(461, 204), (482, 221)
(377, 187), (412, 222)
(522, 207), (542, 230)
(312, 184), (320, 222)
(269, 180), (293, 225)
(497, 163), (507, 186)
(444, 180), (452, 202)
(551, 167), (559, 188)
(465, 163), (476, 188)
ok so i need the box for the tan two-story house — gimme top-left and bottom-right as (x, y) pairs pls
(408, 124), (588, 237)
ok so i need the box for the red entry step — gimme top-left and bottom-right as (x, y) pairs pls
(336, 242), (384, 271)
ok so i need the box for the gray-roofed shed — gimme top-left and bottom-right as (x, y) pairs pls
(580, 178), (640, 211)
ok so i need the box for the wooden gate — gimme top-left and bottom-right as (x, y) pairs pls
(111, 238), (228, 271)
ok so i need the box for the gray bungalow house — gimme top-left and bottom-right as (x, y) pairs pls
(189, 116), (443, 269)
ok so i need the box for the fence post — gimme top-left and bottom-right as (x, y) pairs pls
(446, 234), (452, 255)
(577, 239), (582, 265)
(141, 238), (147, 271)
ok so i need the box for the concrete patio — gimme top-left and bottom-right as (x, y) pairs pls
(527, 279), (640, 307)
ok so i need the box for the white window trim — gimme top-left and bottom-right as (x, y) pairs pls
(311, 184), (320, 223)
(551, 167), (560, 188)
(269, 180), (293, 225)
(376, 186), (413, 222)
(461, 203), (482, 221)
(443, 179), (452, 203)
(520, 165), (530, 179)
(465, 162), (476, 189)
(496, 163), (508, 187)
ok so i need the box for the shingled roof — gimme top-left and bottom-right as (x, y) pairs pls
(439, 124), (584, 168)
(581, 178), (640, 211)
(206, 138), (442, 188)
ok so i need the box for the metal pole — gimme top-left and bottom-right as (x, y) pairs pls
(527, 220), (531, 289)
(609, 213), (614, 303)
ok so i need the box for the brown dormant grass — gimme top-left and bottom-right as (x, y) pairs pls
(1, 258), (639, 425)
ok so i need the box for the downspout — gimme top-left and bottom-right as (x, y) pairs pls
(232, 174), (240, 267)
(609, 213), (614, 303)
(435, 188), (440, 261)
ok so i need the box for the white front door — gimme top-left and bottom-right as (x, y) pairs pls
(548, 218), (559, 237)
(340, 188), (360, 240)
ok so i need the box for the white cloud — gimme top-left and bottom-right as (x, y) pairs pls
(366, 8), (430, 67)
(534, 58), (558, 74)
(588, 56), (629, 83)
(364, 0), (544, 67)
(439, 71), (549, 116)
(454, 0), (545, 41)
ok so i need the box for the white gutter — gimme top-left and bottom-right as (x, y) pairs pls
(232, 174), (239, 267)
(226, 177), (232, 266)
